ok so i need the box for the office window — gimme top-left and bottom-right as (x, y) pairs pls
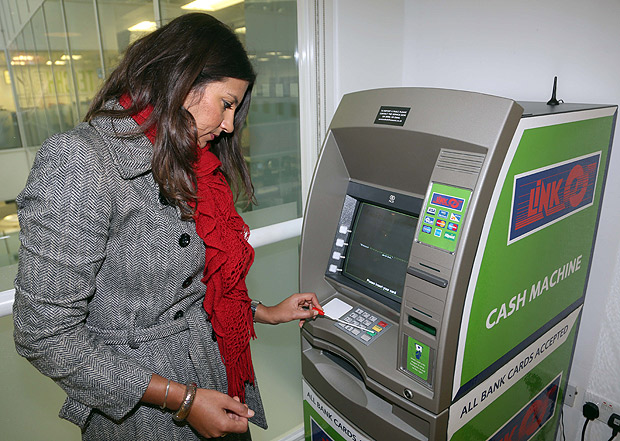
(10, 17), (54, 146)
(0, 201), (19, 267)
(16, 0), (31, 23)
(0, 51), (21, 149)
(9, 34), (38, 146)
(30, 6), (63, 138)
(96, 0), (155, 82)
(43, 0), (79, 133)
(1, 0), (304, 267)
(161, 0), (303, 229)
(2, 0), (18, 37)
(62, 1), (103, 119)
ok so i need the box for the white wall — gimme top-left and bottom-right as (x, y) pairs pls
(328, 1), (620, 440)
(328, 0), (406, 114)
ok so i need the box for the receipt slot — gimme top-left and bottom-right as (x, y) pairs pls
(299, 88), (616, 441)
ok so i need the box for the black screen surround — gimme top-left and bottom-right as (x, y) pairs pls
(326, 181), (423, 311)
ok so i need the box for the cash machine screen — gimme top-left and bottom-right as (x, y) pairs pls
(325, 183), (422, 311)
(343, 203), (418, 303)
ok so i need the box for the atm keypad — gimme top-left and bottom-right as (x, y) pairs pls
(335, 306), (392, 345)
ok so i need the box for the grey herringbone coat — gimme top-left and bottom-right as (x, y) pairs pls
(13, 107), (266, 440)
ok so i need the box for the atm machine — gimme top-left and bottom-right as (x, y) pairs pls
(299, 88), (616, 441)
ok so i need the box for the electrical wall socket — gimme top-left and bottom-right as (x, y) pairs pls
(584, 391), (619, 425)
(565, 384), (578, 407)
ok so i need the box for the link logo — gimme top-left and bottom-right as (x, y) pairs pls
(431, 193), (465, 211)
(488, 375), (561, 441)
(509, 153), (600, 244)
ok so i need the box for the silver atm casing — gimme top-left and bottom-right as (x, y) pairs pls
(300, 88), (522, 440)
(299, 87), (616, 440)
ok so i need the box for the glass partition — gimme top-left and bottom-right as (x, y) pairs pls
(0, 0), (304, 281)
(20, 21), (51, 146)
(63, 0), (103, 116)
(9, 35), (29, 144)
(0, 201), (19, 267)
(0, 51), (22, 149)
(97, 0), (155, 79)
(31, 6), (63, 138)
(0, 3), (309, 441)
(1, 0), (18, 38)
(161, 0), (302, 229)
(17, 0), (30, 23)
(243, 1), (301, 228)
(43, 0), (79, 132)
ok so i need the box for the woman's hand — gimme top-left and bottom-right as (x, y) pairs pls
(186, 389), (254, 438)
(254, 292), (322, 327)
(142, 374), (253, 438)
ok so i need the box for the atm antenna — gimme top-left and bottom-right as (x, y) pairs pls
(547, 76), (563, 106)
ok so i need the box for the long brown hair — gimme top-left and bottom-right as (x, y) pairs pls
(85, 13), (256, 219)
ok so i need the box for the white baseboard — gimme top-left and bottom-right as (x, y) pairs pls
(277, 425), (304, 441)
(0, 289), (14, 317)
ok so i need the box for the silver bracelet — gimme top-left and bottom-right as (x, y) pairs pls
(250, 300), (262, 321)
(160, 379), (171, 410)
(172, 382), (197, 422)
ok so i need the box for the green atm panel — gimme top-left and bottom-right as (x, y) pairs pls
(417, 183), (472, 254)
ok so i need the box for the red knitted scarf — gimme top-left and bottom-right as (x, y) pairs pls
(119, 95), (256, 401)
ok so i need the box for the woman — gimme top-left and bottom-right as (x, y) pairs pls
(13, 13), (320, 440)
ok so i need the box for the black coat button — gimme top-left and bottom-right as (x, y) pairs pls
(158, 191), (169, 206)
(179, 233), (190, 247)
(182, 277), (193, 288)
(174, 310), (184, 320)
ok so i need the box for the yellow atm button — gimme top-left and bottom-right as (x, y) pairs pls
(372, 325), (383, 332)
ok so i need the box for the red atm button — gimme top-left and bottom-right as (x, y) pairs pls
(378, 321), (388, 327)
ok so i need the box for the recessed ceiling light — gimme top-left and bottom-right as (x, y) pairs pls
(182, 0), (243, 12)
(128, 21), (157, 32)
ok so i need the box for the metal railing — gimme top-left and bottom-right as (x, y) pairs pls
(0, 217), (303, 317)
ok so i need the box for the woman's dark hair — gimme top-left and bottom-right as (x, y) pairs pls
(85, 13), (257, 219)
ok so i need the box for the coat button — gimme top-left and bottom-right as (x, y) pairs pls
(179, 233), (190, 247)
(182, 277), (193, 288)
(159, 191), (169, 206)
(174, 310), (184, 320)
